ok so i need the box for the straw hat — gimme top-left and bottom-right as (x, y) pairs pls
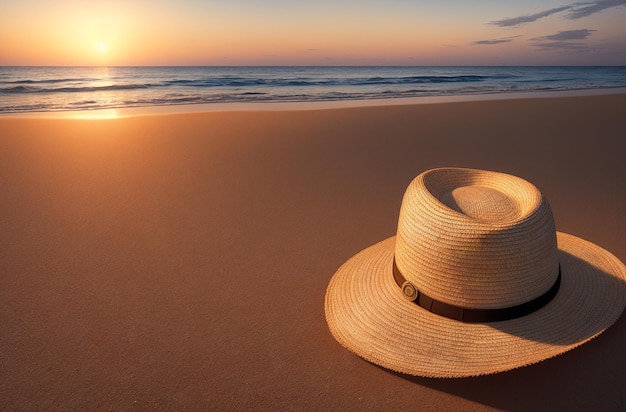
(325, 168), (626, 377)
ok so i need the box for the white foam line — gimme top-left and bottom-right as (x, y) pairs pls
(3, 87), (626, 119)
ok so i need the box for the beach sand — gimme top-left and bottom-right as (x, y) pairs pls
(1, 93), (625, 410)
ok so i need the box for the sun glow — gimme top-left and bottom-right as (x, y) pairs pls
(97, 41), (108, 54)
(1, 1), (625, 66)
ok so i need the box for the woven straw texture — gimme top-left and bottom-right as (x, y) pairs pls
(396, 168), (559, 309)
(325, 168), (626, 378)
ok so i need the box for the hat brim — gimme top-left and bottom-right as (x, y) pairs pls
(325, 232), (626, 378)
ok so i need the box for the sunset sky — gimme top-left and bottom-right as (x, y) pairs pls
(2, 0), (625, 66)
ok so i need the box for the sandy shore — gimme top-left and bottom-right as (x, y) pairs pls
(1, 94), (625, 410)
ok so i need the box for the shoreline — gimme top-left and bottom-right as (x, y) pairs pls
(2, 86), (626, 119)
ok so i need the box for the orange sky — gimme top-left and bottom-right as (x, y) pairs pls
(2, 0), (625, 65)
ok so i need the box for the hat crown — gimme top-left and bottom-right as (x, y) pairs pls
(395, 168), (560, 310)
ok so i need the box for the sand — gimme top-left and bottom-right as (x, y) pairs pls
(1, 93), (625, 410)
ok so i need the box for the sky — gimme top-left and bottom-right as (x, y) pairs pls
(1, 0), (625, 66)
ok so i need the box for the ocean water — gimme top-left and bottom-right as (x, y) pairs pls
(1, 66), (625, 113)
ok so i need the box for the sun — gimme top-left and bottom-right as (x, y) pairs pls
(97, 41), (108, 54)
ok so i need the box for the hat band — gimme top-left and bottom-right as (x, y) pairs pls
(392, 260), (561, 323)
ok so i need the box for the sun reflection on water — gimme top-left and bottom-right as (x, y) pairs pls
(68, 108), (120, 119)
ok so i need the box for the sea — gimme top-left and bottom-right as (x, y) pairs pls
(1, 66), (625, 114)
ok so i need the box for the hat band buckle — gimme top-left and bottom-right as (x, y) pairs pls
(392, 259), (561, 323)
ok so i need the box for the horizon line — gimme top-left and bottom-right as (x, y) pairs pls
(2, 64), (626, 68)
